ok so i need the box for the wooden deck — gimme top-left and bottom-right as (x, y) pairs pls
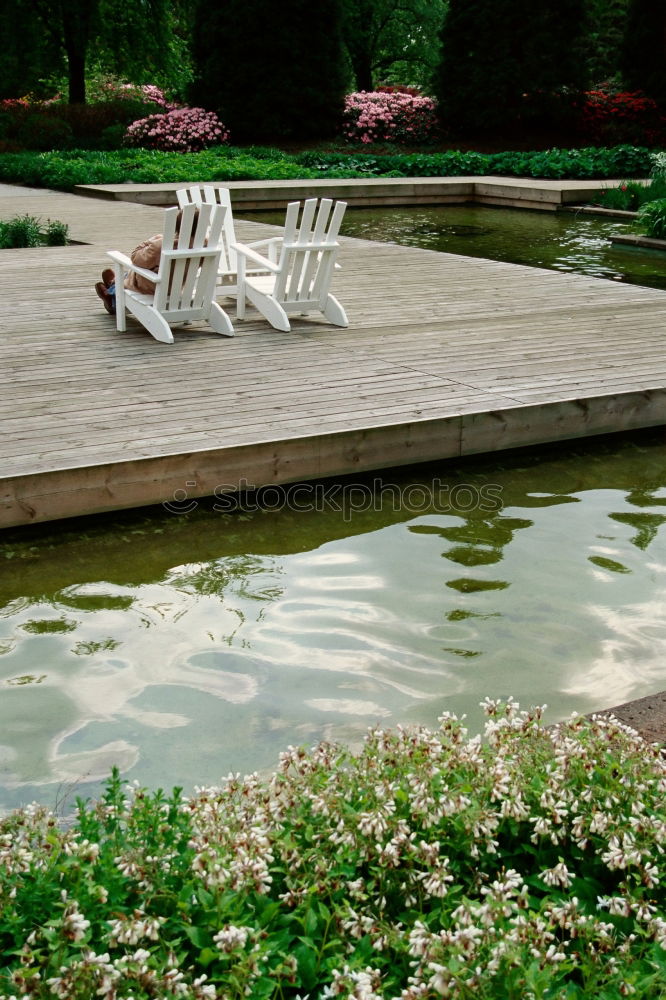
(1, 182), (665, 529)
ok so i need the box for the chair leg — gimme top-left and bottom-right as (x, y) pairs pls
(114, 274), (127, 332)
(130, 301), (174, 344)
(245, 289), (291, 332)
(260, 297), (291, 332)
(236, 285), (246, 320)
(208, 302), (235, 337)
(323, 294), (348, 328)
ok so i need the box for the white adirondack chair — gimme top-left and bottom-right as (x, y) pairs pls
(107, 203), (234, 345)
(176, 184), (272, 296)
(233, 198), (348, 332)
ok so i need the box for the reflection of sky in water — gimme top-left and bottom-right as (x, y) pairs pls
(1, 434), (666, 813)
(254, 204), (666, 290)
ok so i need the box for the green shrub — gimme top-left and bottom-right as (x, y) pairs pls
(297, 145), (655, 181)
(0, 97), (172, 151)
(651, 151), (666, 181)
(597, 183), (642, 210)
(57, 99), (166, 144)
(0, 214), (42, 247)
(43, 218), (69, 246)
(0, 144), (656, 193)
(597, 176), (666, 211)
(16, 114), (73, 151)
(0, 213), (69, 248)
(98, 123), (128, 151)
(0, 703), (665, 999)
(638, 197), (666, 239)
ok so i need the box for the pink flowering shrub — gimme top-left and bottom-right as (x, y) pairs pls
(77, 75), (181, 111)
(113, 82), (180, 111)
(124, 107), (230, 152)
(342, 90), (439, 145)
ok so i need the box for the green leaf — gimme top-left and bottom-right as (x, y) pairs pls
(196, 886), (214, 908)
(184, 925), (209, 949)
(294, 943), (318, 990)
(304, 907), (319, 936)
(197, 947), (219, 967)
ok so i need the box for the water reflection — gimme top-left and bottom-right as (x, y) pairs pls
(1, 430), (666, 812)
(250, 204), (666, 291)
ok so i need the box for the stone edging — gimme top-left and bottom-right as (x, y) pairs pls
(611, 232), (666, 252)
(75, 176), (648, 213)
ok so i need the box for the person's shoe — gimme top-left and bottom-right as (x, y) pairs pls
(101, 268), (114, 287)
(95, 281), (115, 315)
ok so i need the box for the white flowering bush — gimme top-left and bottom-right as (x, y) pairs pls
(124, 107), (229, 153)
(341, 90), (439, 145)
(1, 702), (665, 999)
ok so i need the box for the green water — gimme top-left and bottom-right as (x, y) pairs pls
(250, 203), (666, 290)
(1, 430), (666, 815)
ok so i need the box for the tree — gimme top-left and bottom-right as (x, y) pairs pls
(0, 0), (195, 104)
(91, 0), (196, 98)
(190, 0), (347, 142)
(434, 0), (587, 136)
(36, 0), (100, 103)
(621, 0), (666, 106)
(582, 0), (630, 85)
(0, 0), (61, 99)
(340, 0), (446, 92)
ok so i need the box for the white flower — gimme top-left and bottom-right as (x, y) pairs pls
(213, 924), (252, 953)
(540, 862), (573, 888)
(63, 903), (90, 942)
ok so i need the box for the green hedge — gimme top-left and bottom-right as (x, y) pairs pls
(0, 144), (657, 192)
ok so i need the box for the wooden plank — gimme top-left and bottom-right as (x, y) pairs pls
(1, 182), (666, 527)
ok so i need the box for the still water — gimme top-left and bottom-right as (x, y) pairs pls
(2, 431), (666, 814)
(252, 203), (666, 291)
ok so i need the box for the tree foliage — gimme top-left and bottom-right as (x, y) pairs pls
(0, 0), (61, 99)
(582, 0), (630, 84)
(189, 0), (348, 142)
(0, 0), (194, 103)
(434, 0), (588, 135)
(340, 0), (447, 92)
(621, 0), (666, 106)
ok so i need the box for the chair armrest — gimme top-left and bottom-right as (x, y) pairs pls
(244, 236), (283, 250)
(244, 236), (282, 264)
(106, 250), (159, 285)
(232, 242), (281, 273)
(106, 250), (132, 268)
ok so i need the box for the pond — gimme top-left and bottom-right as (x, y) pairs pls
(249, 203), (666, 291)
(2, 429), (666, 815)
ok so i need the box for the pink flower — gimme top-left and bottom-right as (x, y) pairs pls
(124, 107), (230, 151)
(341, 91), (438, 146)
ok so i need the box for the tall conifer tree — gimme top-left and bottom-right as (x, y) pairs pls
(190, 0), (347, 141)
(434, 0), (586, 135)
(621, 0), (666, 106)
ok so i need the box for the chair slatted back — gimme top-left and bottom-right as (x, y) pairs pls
(176, 185), (236, 276)
(153, 204), (224, 318)
(274, 199), (346, 307)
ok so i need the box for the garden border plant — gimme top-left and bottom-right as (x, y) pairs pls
(0, 145), (657, 194)
(0, 214), (69, 248)
(594, 151), (666, 240)
(1, 700), (665, 999)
